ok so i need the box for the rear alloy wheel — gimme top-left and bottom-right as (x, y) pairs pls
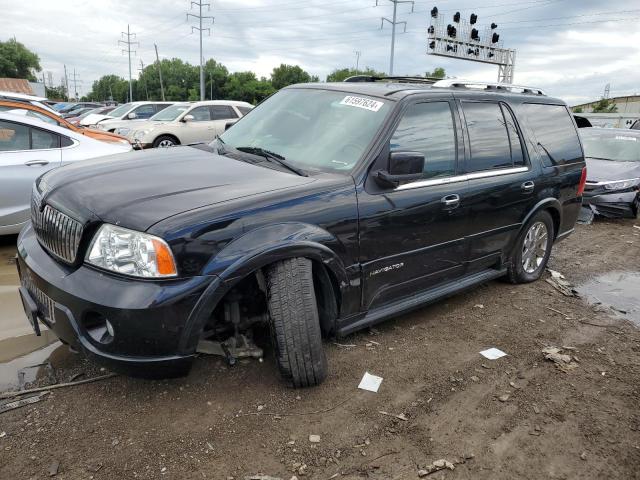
(153, 135), (178, 148)
(266, 257), (328, 388)
(507, 210), (554, 283)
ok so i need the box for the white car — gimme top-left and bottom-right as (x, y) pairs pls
(0, 91), (60, 116)
(83, 101), (174, 130)
(0, 113), (132, 235)
(124, 100), (253, 148)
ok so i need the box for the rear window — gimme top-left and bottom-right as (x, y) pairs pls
(522, 103), (583, 166)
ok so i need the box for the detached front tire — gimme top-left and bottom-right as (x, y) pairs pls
(266, 257), (328, 388)
(507, 210), (554, 284)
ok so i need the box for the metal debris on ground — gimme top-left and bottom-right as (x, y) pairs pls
(378, 411), (408, 421)
(479, 348), (507, 360)
(48, 460), (60, 477)
(546, 269), (578, 297)
(358, 372), (383, 393)
(542, 347), (578, 372)
(577, 206), (594, 225)
(418, 459), (455, 476)
(0, 373), (117, 400)
(308, 434), (321, 443)
(0, 392), (49, 415)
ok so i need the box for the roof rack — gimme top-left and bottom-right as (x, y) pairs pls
(344, 75), (440, 84)
(432, 79), (546, 96)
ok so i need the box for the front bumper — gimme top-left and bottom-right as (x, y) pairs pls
(16, 223), (216, 377)
(582, 190), (639, 218)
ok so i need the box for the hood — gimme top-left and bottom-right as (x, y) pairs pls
(40, 146), (317, 232)
(585, 158), (640, 182)
(80, 113), (112, 126)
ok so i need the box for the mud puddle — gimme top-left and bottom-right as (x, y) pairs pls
(577, 271), (640, 326)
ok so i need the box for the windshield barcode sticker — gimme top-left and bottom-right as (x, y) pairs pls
(340, 96), (384, 112)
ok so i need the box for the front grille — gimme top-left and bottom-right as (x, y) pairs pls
(20, 269), (56, 324)
(31, 188), (84, 264)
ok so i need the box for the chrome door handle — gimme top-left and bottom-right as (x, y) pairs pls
(521, 181), (535, 193)
(24, 160), (50, 166)
(441, 194), (460, 209)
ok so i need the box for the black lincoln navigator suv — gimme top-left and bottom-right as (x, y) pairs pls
(16, 78), (587, 387)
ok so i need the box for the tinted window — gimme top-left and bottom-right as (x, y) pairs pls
(463, 102), (512, 171)
(154, 104), (171, 113)
(522, 103), (583, 166)
(390, 102), (457, 179)
(0, 120), (30, 151)
(189, 106), (211, 121)
(31, 128), (60, 149)
(631, 120), (640, 130)
(501, 105), (525, 166)
(210, 105), (238, 120)
(237, 106), (252, 116)
(133, 104), (156, 119)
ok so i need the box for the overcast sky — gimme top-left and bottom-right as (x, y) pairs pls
(2, 0), (639, 104)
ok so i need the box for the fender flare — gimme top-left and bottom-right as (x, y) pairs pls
(507, 198), (562, 258)
(178, 237), (349, 353)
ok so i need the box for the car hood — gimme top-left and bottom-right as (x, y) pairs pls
(80, 113), (113, 125)
(585, 158), (640, 182)
(40, 146), (317, 232)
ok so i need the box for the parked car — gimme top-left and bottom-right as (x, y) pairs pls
(66, 106), (116, 126)
(581, 127), (640, 218)
(57, 102), (103, 115)
(62, 106), (95, 119)
(91, 102), (174, 131)
(0, 99), (131, 146)
(0, 91), (60, 116)
(123, 100), (253, 148)
(15, 79), (585, 386)
(0, 112), (132, 235)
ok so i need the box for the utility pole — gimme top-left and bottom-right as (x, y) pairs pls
(210, 70), (213, 100)
(187, 1), (214, 101)
(354, 50), (361, 74)
(138, 59), (149, 100)
(63, 64), (70, 101)
(378, 0), (414, 75)
(119, 24), (139, 102)
(154, 44), (166, 101)
(70, 69), (82, 100)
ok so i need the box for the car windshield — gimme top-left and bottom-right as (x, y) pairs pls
(581, 130), (640, 162)
(109, 103), (133, 118)
(150, 104), (190, 121)
(217, 88), (392, 173)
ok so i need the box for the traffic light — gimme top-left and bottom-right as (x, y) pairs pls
(429, 41), (436, 49)
(428, 25), (435, 34)
(467, 47), (479, 56)
(491, 22), (498, 29)
(446, 44), (458, 53)
(488, 51), (495, 58)
(446, 24), (457, 38)
(470, 13), (477, 25)
(431, 7), (438, 18)
(471, 28), (480, 41)
(453, 11), (460, 23)
(492, 32), (500, 43)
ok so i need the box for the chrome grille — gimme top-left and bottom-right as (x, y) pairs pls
(20, 269), (56, 324)
(31, 188), (84, 263)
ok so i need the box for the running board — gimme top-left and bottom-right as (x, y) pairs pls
(337, 268), (507, 337)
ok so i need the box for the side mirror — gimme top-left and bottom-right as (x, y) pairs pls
(183, 114), (195, 122)
(375, 151), (425, 187)
(225, 120), (238, 131)
(127, 112), (137, 119)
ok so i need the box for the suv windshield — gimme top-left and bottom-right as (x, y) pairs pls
(109, 103), (132, 118)
(150, 104), (190, 121)
(218, 88), (392, 173)
(581, 130), (640, 162)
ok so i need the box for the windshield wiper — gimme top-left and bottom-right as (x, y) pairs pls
(235, 146), (308, 177)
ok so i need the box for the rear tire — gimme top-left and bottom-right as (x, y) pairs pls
(507, 210), (554, 284)
(266, 257), (328, 388)
(152, 135), (179, 148)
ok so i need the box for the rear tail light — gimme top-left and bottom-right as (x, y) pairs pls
(577, 166), (587, 196)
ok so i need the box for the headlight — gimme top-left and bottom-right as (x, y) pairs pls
(603, 178), (640, 190)
(86, 224), (177, 278)
(116, 127), (130, 136)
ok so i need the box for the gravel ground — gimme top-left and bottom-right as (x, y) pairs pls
(1, 219), (639, 480)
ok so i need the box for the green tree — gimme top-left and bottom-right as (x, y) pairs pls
(425, 67), (446, 79)
(572, 106), (584, 113)
(83, 75), (130, 102)
(45, 85), (68, 101)
(270, 64), (315, 90)
(326, 67), (385, 82)
(0, 39), (41, 80)
(591, 98), (617, 113)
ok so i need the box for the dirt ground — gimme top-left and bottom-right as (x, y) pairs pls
(1, 219), (639, 480)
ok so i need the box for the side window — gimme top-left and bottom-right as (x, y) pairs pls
(501, 104), (525, 166)
(210, 105), (238, 120)
(31, 127), (60, 150)
(521, 103), (583, 166)
(631, 120), (640, 130)
(189, 106), (212, 121)
(27, 110), (60, 126)
(0, 120), (30, 151)
(390, 101), (457, 180)
(462, 101), (512, 171)
(133, 105), (156, 119)
(237, 106), (252, 116)
(154, 104), (170, 113)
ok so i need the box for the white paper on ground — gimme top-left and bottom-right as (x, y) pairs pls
(479, 348), (508, 360)
(358, 372), (383, 392)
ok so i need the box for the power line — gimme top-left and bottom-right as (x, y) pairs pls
(70, 68), (82, 100)
(188, 1), (214, 101)
(377, 0), (414, 75)
(119, 24), (139, 102)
